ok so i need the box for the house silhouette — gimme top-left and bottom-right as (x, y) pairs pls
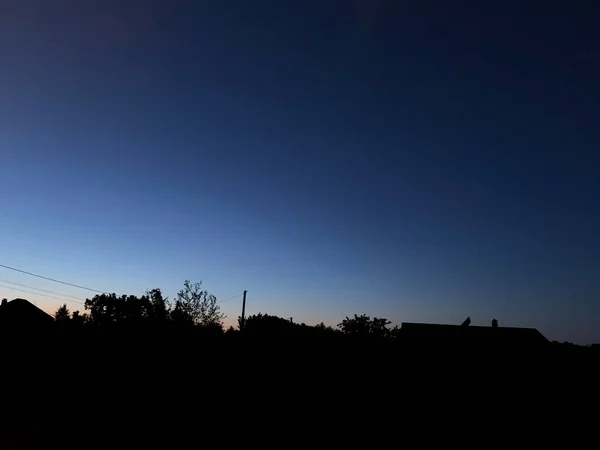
(400, 318), (548, 348)
(0, 298), (54, 330)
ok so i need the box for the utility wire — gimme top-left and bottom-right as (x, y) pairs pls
(0, 278), (86, 302)
(218, 293), (243, 304)
(0, 283), (84, 304)
(0, 263), (104, 293)
(0, 263), (241, 307)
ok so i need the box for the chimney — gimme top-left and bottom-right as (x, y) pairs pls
(491, 318), (498, 328)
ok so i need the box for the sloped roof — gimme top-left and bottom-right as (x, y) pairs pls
(401, 322), (548, 345)
(0, 298), (54, 327)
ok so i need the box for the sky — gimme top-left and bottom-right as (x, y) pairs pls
(0, 0), (598, 343)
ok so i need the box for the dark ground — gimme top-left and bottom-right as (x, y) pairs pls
(0, 328), (597, 448)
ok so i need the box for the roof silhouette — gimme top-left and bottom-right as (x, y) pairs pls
(401, 321), (548, 346)
(0, 298), (54, 328)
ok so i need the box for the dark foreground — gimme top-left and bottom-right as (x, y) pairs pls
(0, 328), (597, 448)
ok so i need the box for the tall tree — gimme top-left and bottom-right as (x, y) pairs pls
(147, 288), (170, 322)
(174, 280), (224, 328)
(84, 293), (151, 325)
(85, 293), (118, 325)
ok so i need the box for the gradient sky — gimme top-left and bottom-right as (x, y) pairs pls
(1, 0), (598, 343)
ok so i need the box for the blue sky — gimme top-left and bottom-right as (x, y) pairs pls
(1, 0), (598, 343)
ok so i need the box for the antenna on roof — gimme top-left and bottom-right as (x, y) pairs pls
(461, 316), (471, 327)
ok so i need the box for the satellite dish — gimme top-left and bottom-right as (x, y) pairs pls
(461, 316), (471, 327)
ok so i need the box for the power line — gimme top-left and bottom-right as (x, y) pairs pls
(218, 293), (243, 304)
(0, 263), (104, 293)
(0, 283), (84, 304)
(0, 278), (86, 302)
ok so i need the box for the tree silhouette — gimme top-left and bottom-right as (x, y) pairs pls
(85, 293), (115, 325)
(71, 310), (88, 326)
(337, 314), (391, 338)
(240, 313), (338, 339)
(83, 293), (157, 325)
(314, 322), (336, 333)
(174, 280), (224, 328)
(54, 304), (71, 322)
(81, 283), (223, 330)
(242, 313), (296, 335)
(147, 288), (170, 322)
(388, 324), (402, 341)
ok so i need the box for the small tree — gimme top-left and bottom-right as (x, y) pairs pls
(54, 304), (71, 322)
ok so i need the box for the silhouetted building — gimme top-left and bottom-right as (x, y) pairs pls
(400, 318), (548, 348)
(0, 298), (54, 330)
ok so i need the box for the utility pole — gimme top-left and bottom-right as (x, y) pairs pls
(240, 290), (247, 330)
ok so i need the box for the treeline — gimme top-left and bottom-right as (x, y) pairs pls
(56, 281), (223, 331)
(53, 280), (399, 341)
(50, 280), (599, 354)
